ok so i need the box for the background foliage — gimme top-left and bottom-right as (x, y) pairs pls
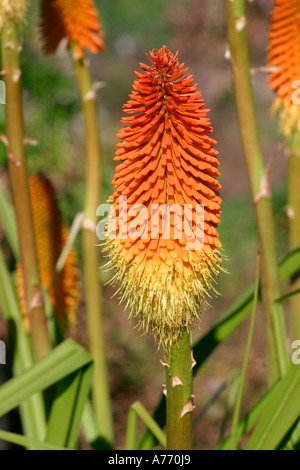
(0, 0), (296, 450)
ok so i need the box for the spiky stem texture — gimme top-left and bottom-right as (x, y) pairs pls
(1, 20), (51, 361)
(287, 133), (300, 341)
(226, 0), (289, 384)
(166, 329), (193, 450)
(73, 54), (114, 448)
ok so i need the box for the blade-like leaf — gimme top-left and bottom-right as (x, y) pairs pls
(218, 382), (278, 450)
(130, 401), (166, 449)
(81, 401), (102, 450)
(276, 289), (300, 304)
(0, 339), (92, 419)
(125, 407), (138, 450)
(0, 430), (69, 450)
(231, 253), (260, 449)
(46, 363), (93, 449)
(246, 364), (300, 450)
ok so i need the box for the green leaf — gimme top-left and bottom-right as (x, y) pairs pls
(129, 401), (166, 449)
(46, 363), (93, 449)
(81, 400), (102, 450)
(231, 253), (260, 449)
(0, 430), (69, 450)
(0, 338), (92, 419)
(276, 289), (300, 304)
(279, 247), (300, 282)
(218, 383), (278, 450)
(246, 364), (300, 450)
(125, 407), (138, 450)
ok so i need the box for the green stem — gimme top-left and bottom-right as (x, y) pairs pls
(166, 329), (193, 450)
(1, 20), (51, 361)
(287, 132), (300, 341)
(73, 54), (114, 448)
(226, 0), (289, 385)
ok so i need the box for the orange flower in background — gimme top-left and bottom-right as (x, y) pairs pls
(268, 0), (300, 135)
(16, 175), (81, 331)
(105, 46), (222, 349)
(40, 0), (105, 58)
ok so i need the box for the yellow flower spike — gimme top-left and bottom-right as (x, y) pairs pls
(0, 0), (27, 28)
(16, 174), (81, 331)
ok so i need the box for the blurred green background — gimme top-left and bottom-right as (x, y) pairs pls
(0, 0), (290, 449)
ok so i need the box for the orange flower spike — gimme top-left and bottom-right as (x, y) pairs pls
(16, 175), (81, 331)
(105, 46), (223, 350)
(268, 0), (300, 135)
(40, 0), (105, 58)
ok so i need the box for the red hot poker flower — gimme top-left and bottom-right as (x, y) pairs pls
(105, 46), (222, 349)
(268, 0), (300, 135)
(16, 175), (81, 331)
(40, 0), (105, 59)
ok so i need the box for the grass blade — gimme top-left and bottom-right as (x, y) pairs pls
(218, 383), (278, 450)
(246, 364), (300, 450)
(125, 407), (138, 450)
(46, 363), (93, 449)
(130, 402), (166, 449)
(0, 431), (69, 450)
(0, 338), (92, 419)
(230, 253), (260, 449)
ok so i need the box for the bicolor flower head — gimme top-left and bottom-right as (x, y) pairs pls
(40, 0), (105, 59)
(0, 0), (27, 28)
(105, 46), (222, 350)
(268, 0), (300, 136)
(16, 175), (81, 331)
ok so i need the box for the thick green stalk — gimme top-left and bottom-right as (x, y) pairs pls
(1, 20), (51, 361)
(287, 132), (300, 341)
(166, 329), (193, 450)
(73, 54), (114, 448)
(226, 0), (289, 384)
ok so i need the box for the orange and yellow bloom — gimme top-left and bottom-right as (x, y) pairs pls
(105, 46), (222, 349)
(268, 0), (300, 135)
(40, 0), (105, 58)
(16, 175), (81, 331)
(0, 0), (27, 28)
